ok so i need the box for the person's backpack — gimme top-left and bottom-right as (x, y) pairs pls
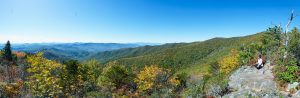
(262, 56), (266, 65)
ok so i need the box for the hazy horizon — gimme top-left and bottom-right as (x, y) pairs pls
(0, 0), (299, 43)
(0, 34), (255, 44)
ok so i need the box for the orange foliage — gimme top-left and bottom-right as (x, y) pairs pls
(13, 52), (26, 58)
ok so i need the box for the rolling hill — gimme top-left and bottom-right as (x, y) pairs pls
(87, 43), (187, 63)
(88, 33), (262, 74)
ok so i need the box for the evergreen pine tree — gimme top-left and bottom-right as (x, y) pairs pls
(3, 40), (13, 61)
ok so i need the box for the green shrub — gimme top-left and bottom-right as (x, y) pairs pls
(238, 43), (257, 65)
(275, 65), (299, 83)
(101, 63), (132, 89)
(288, 28), (300, 61)
(275, 58), (300, 83)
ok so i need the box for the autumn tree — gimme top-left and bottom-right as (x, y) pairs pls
(219, 49), (240, 74)
(135, 65), (172, 96)
(26, 52), (63, 97)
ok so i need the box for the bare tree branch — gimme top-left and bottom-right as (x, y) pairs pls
(283, 10), (296, 59)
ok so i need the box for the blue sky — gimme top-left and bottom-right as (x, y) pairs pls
(0, 0), (299, 43)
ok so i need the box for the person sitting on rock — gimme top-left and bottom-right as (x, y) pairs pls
(255, 54), (264, 70)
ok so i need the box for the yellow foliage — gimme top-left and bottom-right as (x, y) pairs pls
(26, 52), (63, 97)
(169, 77), (180, 86)
(135, 65), (167, 91)
(219, 49), (240, 74)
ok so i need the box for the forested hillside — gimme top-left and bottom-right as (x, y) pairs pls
(90, 34), (260, 72)
(1, 26), (300, 97)
(88, 43), (187, 63)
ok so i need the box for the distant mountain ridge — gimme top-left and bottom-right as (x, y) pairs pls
(0, 43), (154, 61)
(87, 43), (188, 63)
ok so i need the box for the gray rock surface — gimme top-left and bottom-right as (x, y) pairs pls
(222, 63), (284, 98)
(207, 85), (222, 98)
(293, 91), (300, 97)
(287, 82), (299, 91)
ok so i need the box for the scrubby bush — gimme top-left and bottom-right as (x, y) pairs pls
(274, 58), (300, 83)
(239, 43), (257, 65)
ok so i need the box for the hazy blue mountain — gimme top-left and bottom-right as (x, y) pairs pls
(0, 43), (152, 61)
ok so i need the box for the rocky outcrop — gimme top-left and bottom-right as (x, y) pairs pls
(223, 63), (289, 98)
